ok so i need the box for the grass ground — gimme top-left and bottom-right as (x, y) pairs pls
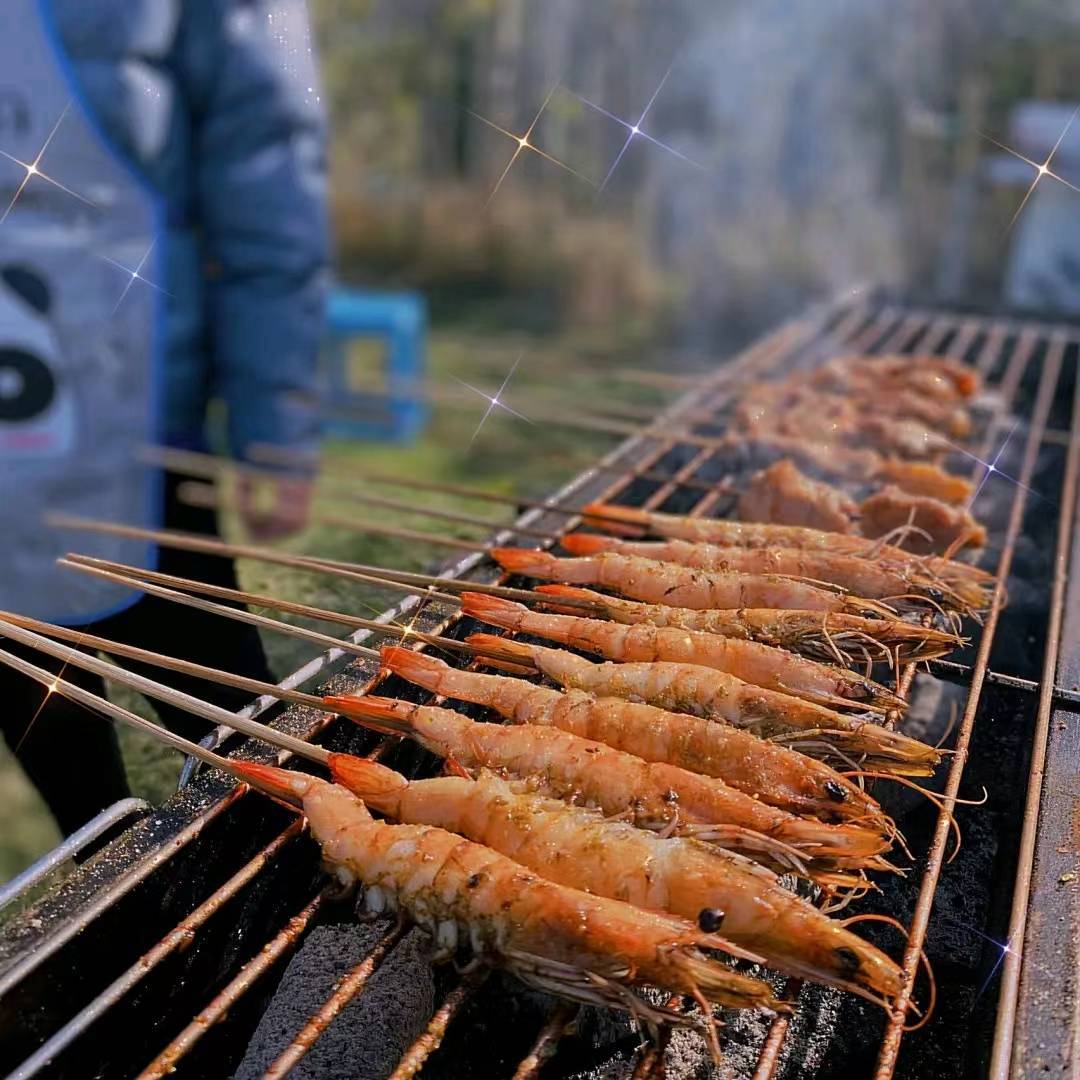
(0, 326), (669, 883)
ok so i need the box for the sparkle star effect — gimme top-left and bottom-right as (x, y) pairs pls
(469, 85), (594, 206)
(574, 68), (704, 194)
(14, 635), (89, 754)
(943, 421), (1049, 511)
(452, 352), (532, 449)
(0, 102), (95, 224)
(100, 240), (172, 313)
(982, 104), (1080, 232)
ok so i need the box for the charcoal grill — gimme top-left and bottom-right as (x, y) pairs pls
(1, 289), (1078, 1079)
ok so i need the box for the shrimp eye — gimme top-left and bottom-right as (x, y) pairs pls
(833, 946), (861, 976)
(824, 780), (848, 803)
(697, 908), (726, 933)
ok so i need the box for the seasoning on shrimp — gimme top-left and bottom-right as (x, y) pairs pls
(232, 761), (780, 1052)
(559, 532), (975, 616)
(491, 548), (897, 619)
(330, 695), (892, 876)
(461, 633), (939, 776)
(461, 590), (903, 711)
(329, 757), (904, 1008)
(532, 585), (963, 665)
(380, 644), (887, 828)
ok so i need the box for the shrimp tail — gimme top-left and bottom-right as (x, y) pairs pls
(491, 547), (561, 577)
(580, 503), (651, 537)
(465, 632), (538, 669)
(328, 753), (408, 804)
(326, 693), (419, 736)
(230, 760), (312, 806)
(379, 644), (455, 686)
(460, 591), (530, 631)
(533, 584), (610, 616)
(560, 533), (617, 556)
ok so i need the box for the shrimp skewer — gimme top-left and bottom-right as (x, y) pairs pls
(234, 762), (778, 1046)
(331, 696), (891, 875)
(330, 757), (903, 1008)
(378, 645), (887, 828)
(460, 591), (902, 712)
(532, 584), (962, 665)
(558, 534), (978, 616)
(491, 548), (897, 618)
(580, 504), (992, 598)
(461, 633), (940, 775)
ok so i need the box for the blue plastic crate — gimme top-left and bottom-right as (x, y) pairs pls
(320, 288), (427, 442)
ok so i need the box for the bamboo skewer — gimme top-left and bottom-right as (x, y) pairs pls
(142, 447), (557, 541)
(46, 514), (604, 610)
(146, 444), (727, 529)
(0, 615), (331, 765)
(0, 644), (285, 778)
(256, 442), (723, 497)
(179, 481), (484, 552)
(59, 556), (473, 659)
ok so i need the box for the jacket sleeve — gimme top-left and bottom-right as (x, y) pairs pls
(187, 0), (328, 468)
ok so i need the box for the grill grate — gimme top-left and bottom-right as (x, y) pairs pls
(1, 290), (1078, 1079)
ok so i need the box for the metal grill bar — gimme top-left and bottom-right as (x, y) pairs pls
(990, 343), (1080, 1075)
(745, 310), (1014, 1080)
(140, 892), (325, 1078)
(873, 332), (1069, 1077)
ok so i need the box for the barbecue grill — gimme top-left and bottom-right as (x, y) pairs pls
(1, 289), (1077, 1079)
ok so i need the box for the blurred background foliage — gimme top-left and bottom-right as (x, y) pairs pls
(314, 0), (1080, 347)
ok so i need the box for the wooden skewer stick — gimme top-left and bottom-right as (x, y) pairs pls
(47, 514), (605, 611)
(65, 553), (460, 612)
(250, 441), (724, 497)
(142, 446), (557, 541)
(59, 556), (474, 659)
(179, 481), (484, 552)
(0, 614), (331, 765)
(0, 644), (273, 777)
(148, 444), (725, 530)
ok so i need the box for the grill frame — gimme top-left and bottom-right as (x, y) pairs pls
(1, 289), (1078, 1078)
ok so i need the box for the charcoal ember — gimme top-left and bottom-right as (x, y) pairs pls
(235, 921), (435, 1080)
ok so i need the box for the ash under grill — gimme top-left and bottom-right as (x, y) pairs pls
(1, 291), (1077, 1080)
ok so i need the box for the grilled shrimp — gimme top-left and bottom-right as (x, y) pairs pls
(461, 591), (902, 711)
(560, 533), (973, 615)
(861, 486), (987, 555)
(491, 548), (895, 618)
(233, 762), (779, 1041)
(462, 633), (939, 776)
(737, 459), (858, 534)
(330, 757), (904, 1007)
(877, 460), (973, 505)
(379, 645), (886, 828)
(533, 585), (962, 665)
(581, 504), (992, 604)
(330, 696), (892, 873)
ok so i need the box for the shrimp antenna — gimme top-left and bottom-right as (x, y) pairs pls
(838, 913), (937, 1030)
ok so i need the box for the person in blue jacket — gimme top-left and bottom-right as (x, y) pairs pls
(0, 0), (328, 837)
